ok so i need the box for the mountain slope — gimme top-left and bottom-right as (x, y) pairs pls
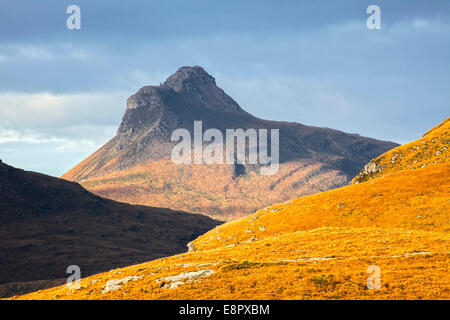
(0, 161), (220, 297)
(14, 117), (449, 300)
(62, 66), (398, 219)
(11, 226), (449, 300)
(352, 117), (449, 184)
(190, 117), (449, 250)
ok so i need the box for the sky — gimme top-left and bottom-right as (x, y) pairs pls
(0, 0), (449, 176)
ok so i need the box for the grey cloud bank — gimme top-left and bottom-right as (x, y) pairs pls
(0, 0), (449, 176)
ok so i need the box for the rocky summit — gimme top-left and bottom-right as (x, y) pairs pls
(62, 66), (398, 219)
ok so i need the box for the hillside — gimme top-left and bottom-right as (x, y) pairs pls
(12, 117), (449, 300)
(352, 117), (449, 184)
(76, 160), (350, 220)
(62, 66), (398, 220)
(0, 161), (220, 297)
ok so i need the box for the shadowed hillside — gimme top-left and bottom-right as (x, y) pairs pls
(0, 161), (220, 297)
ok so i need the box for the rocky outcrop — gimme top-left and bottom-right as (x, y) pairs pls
(102, 276), (143, 293)
(351, 160), (386, 184)
(156, 269), (216, 289)
(187, 241), (196, 253)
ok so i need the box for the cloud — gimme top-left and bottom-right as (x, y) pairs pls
(0, 128), (66, 144)
(413, 19), (429, 28)
(0, 91), (123, 175)
(219, 74), (363, 131)
(0, 44), (94, 62)
(0, 123), (117, 176)
(1, 1), (449, 176)
(0, 91), (126, 129)
(17, 45), (54, 60)
(0, 127), (99, 150)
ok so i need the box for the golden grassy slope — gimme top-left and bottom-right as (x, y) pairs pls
(352, 117), (449, 184)
(191, 162), (449, 252)
(10, 225), (449, 300)
(9, 118), (450, 300)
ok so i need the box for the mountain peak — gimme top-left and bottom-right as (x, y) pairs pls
(160, 65), (244, 114)
(124, 66), (246, 124)
(62, 67), (399, 218)
(163, 66), (216, 92)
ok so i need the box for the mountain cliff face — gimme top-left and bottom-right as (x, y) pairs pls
(0, 160), (220, 297)
(62, 66), (398, 219)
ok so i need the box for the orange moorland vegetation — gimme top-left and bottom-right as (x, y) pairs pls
(8, 118), (450, 300)
(352, 117), (449, 184)
(73, 160), (347, 221)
